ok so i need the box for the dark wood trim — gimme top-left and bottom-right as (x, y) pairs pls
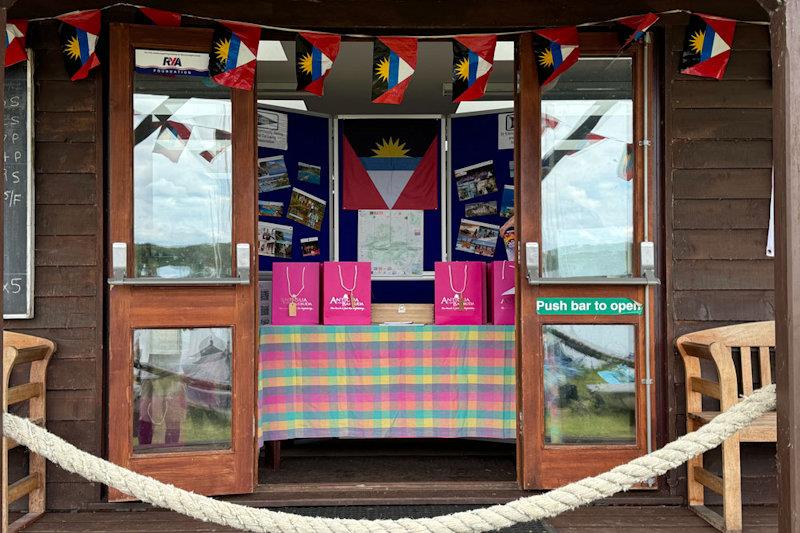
(514, 31), (540, 490)
(0, 5), (7, 478)
(769, 4), (800, 532)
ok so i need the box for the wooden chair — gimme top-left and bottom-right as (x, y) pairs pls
(2, 331), (56, 533)
(676, 321), (776, 533)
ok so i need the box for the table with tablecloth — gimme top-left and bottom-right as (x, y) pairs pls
(258, 325), (516, 444)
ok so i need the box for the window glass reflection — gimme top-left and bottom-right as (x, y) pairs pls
(133, 328), (232, 453)
(543, 324), (636, 445)
(541, 58), (634, 278)
(133, 72), (233, 278)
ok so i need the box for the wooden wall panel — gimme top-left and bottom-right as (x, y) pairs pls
(2, 21), (104, 509)
(663, 16), (775, 504)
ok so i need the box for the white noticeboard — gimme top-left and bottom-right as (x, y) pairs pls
(498, 112), (514, 150)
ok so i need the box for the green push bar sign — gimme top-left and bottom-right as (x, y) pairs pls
(536, 297), (643, 316)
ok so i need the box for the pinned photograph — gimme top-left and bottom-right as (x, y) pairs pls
(297, 162), (322, 185)
(259, 200), (284, 218)
(508, 160), (515, 179)
(258, 155), (290, 193)
(257, 109), (288, 150)
(301, 237), (321, 257)
(455, 160), (498, 201)
(465, 200), (497, 218)
(287, 188), (327, 231)
(499, 185), (514, 218)
(455, 218), (500, 258)
(258, 221), (293, 258)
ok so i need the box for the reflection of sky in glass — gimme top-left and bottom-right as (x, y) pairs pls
(133, 94), (232, 250)
(541, 100), (633, 278)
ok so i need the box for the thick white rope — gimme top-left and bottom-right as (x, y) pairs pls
(3, 384), (775, 533)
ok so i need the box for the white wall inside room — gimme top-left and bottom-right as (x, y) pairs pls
(256, 40), (514, 115)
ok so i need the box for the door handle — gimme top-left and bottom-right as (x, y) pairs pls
(108, 242), (252, 286)
(525, 242), (540, 284)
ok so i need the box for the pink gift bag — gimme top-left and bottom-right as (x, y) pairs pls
(434, 261), (486, 325)
(488, 261), (515, 325)
(322, 262), (372, 325)
(271, 263), (321, 325)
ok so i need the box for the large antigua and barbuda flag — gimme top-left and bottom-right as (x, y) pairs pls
(451, 35), (497, 103)
(57, 10), (101, 81)
(533, 27), (580, 86)
(296, 32), (341, 96)
(616, 13), (659, 48)
(5, 20), (28, 67)
(342, 119), (439, 210)
(372, 37), (417, 104)
(680, 13), (736, 79)
(209, 22), (260, 90)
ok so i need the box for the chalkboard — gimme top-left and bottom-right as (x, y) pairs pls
(3, 55), (34, 318)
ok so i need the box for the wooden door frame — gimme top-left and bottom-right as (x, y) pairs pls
(515, 31), (657, 489)
(106, 23), (257, 500)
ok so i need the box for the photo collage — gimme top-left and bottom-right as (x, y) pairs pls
(453, 159), (514, 260)
(257, 114), (328, 261)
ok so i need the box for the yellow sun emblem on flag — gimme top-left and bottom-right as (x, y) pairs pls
(298, 52), (314, 75)
(372, 138), (409, 157)
(375, 57), (391, 82)
(454, 58), (471, 81)
(214, 38), (231, 62)
(689, 30), (705, 54)
(64, 36), (82, 61)
(538, 49), (555, 68)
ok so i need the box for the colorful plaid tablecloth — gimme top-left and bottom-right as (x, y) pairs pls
(258, 325), (516, 442)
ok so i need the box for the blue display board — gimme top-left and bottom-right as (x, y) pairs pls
(450, 111), (515, 262)
(336, 117), (444, 303)
(258, 107), (330, 273)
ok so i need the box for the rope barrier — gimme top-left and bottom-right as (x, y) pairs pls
(3, 384), (776, 533)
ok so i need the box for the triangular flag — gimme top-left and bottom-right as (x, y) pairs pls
(296, 32), (340, 96)
(152, 120), (193, 163)
(451, 35), (496, 102)
(617, 13), (659, 48)
(342, 119), (439, 210)
(138, 7), (181, 27)
(533, 27), (580, 86)
(209, 21), (259, 90)
(58, 10), (102, 81)
(5, 20), (28, 67)
(372, 37), (417, 104)
(680, 13), (736, 79)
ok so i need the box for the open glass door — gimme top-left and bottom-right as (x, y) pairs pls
(107, 25), (256, 500)
(516, 33), (657, 488)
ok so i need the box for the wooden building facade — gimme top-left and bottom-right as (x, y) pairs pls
(1, 0), (791, 525)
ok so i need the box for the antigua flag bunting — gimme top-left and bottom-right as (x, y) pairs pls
(372, 37), (417, 104)
(209, 21), (259, 90)
(152, 120), (193, 163)
(451, 35), (496, 103)
(617, 13), (659, 48)
(5, 20), (28, 67)
(533, 27), (579, 86)
(138, 7), (181, 27)
(57, 10), (101, 81)
(296, 32), (341, 96)
(342, 119), (439, 210)
(680, 13), (736, 79)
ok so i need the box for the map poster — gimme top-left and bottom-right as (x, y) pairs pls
(357, 210), (424, 277)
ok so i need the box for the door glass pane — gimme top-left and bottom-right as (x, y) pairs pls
(133, 328), (232, 453)
(541, 58), (634, 278)
(133, 67), (232, 278)
(543, 324), (636, 444)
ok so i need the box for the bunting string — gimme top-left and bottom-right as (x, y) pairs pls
(23, 2), (769, 34)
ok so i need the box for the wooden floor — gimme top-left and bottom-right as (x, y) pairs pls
(14, 506), (778, 532)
